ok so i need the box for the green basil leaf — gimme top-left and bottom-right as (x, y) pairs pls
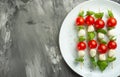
(90, 57), (97, 67)
(109, 36), (116, 41)
(97, 60), (108, 71)
(96, 29), (107, 34)
(99, 39), (107, 44)
(79, 36), (85, 42)
(75, 57), (84, 62)
(78, 11), (84, 17)
(88, 32), (95, 40)
(86, 11), (95, 16)
(94, 12), (104, 19)
(107, 57), (116, 63)
(108, 27), (114, 30)
(108, 10), (114, 17)
(76, 26), (84, 31)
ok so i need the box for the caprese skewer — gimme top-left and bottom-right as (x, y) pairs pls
(85, 11), (97, 67)
(107, 10), (117, 64)
(94, 12), (108, 71)
(75, 11), (87, 67)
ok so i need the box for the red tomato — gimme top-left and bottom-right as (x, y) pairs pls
(76, 17), (85, 25)
(98, 44), (107, 54)
(108, 41), (117, 49)
(88, 40), (97, 49)
(94, 19), (105, 29)
(77, 42), (86, 50)
(107, 17), (117, 27)
(85, 15), (95, 25)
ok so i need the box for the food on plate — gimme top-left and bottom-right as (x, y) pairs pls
(74, 10), (117, 71)
(85, 11), (98, 67)
(106, 10), (117, 64)
(75, 11), (86, 64)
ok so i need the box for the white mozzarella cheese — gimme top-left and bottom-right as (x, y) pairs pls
(108, 29), (115, 37)
(99, 54), (106, 60)
(90, 49), (96, 57)
(87, 25), (94, 32)
(98, 33), (105, 39)
(108, 49), (115, 57)
(78, 50), (85, 57)
(78, 29), (86, 37)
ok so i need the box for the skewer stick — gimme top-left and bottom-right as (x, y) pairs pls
(80, 62), (83, 69)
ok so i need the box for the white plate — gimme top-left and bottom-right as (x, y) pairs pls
(59, 0), (120, 77)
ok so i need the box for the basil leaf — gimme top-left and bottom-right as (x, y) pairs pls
(108, 27), (114, 30)
(96, 29), (107, 34)
(76, 26), (84, 31)
(97, 60), (108, 71)
(108, 10), (114, 17)
(90, 57), (97, 67)
(107, 57), (116, 63)
(94, 12), (104, 19)
(79, 36), (85, 42)
(109, 36), (116, 41)
(99, 39), (107, 44)
(75, 57), (84, 62)
(78, 11), (84, 17)
(86, 11), (95, 16)
(88, 32), (95, 40)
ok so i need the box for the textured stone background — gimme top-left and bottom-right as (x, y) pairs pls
(0, 0), (120, 77)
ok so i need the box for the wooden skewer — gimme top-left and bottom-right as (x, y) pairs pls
(80, 62), (83, 69)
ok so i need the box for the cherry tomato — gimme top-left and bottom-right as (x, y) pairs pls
(107, 17), (117, 27)
(88, 40), (97, 49)
(94, 19), (105, 29)
(108, 41), (117, 49)
(98, 44), (107, 54)
(76, 17), (85, 26)
(77, 42), (86, 50)
(85, 15), (95, 25)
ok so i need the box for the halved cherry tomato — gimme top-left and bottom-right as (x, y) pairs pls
(98, 44), (107, 54)
(85, 15), (95, 25)
(95, 19), (105, 29)
(107, 17), (117, 27)
(88, 40), (97, 49)
(76, 17), (85, 26)
(108, 41), (117, 49)
(77, 42), (86, 50)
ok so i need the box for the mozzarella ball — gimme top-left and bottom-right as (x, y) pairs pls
(108, 29), (115, 37)
(78, 29), (86, 37)
(87, 25), (94, 32)
(108, 49), (115, 57)
(98, 33), (105, 39)
(90, 49), (96, 57)
(78, 50), (85, 57)
(99, 54), (106, 60)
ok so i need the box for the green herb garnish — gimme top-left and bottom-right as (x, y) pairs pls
(109, 36), (116, 41)
(76, 26), (84, 31)
(108, 10), (114, 17)
(75, 57), (84, 62)
(78, 11), (84, 17)
(97, 60), (108, 71)
(90, 57), (97, 67)
(94, 12), (104, 19)
(88, 32), (95, 40)
(86, 11), (95, 16)
(108, 27), (114, 30)
(79, 36), (85, 42)
(96, 29), (107, 34)
(107, 57), (116, 63)
(99, 39), (107, 44)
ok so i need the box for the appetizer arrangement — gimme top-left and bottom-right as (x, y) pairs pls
(75, 10), (117, 71)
